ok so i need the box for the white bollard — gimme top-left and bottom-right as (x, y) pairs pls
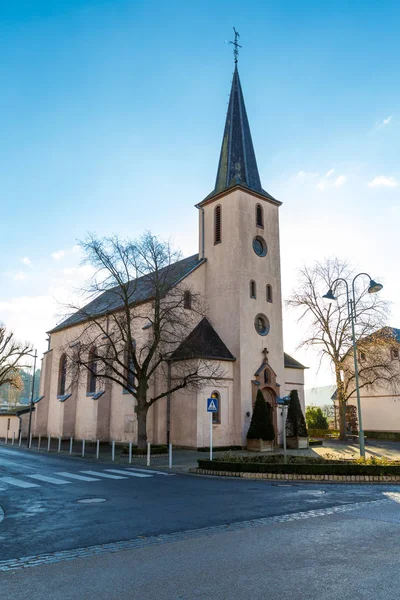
(38, 435), (41, 451)
(168, 443), (172, 469)
(96, 440), (100, 460)
(70, 437), (73, 455)
(12, 432), (15, 446)
(147, 442), (151, 467)
(47, 435), (51, 452)
(128, 441), (132, 464)
(29, 433), (32, 449)
(111, 441), (115, 462)
(58, 437), (61, 453)
(19, 432), (22, 447)
(82, 439), (85, 458)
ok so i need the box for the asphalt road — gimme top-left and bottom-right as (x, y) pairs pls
(2, 446), (400, 598)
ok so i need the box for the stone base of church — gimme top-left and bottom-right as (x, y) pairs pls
(246, 439), (274, 452)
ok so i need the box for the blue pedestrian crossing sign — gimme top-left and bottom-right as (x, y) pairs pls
(207, 397), (219, 412)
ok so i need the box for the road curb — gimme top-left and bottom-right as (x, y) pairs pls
(190, 468), (400, 484)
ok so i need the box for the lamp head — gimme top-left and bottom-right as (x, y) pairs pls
(368, 279), (383, 294)
(322, 289), (336, 302)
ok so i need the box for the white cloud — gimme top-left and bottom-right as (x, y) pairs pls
(324, 168), (335, 178)
(51, 250), (66, 260)
(316, 181), (327, 191)
(4, 271), (29, 281)
(20, 257), (32, 266)
(335, 175), (347, 187)
(375, 115), (393, 129)
(297, 170), (319, 178)
(368, 175), (399, 188)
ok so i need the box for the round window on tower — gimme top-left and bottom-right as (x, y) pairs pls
(253, 236), (268, 257)
(254, 314), (270, 336)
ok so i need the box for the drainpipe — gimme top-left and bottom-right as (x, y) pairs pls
(201, 208), (205, 259)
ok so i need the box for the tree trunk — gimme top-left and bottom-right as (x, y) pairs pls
(137, 404), (148, 451)
(335, 368), (347, 440)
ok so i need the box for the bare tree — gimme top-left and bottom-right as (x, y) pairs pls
(63, 233), (224, 449)
(286, 258), (399, 439)
(0, 325), (33, 396)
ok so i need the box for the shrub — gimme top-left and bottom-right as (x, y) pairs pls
(197, 459), (400, 477)
(247, 389), (275, 441)
(286, 390), (308, 438)
(306, 406), (328, 430)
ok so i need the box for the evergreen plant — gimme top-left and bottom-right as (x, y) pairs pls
(247, 389), (275, 441)
(286, 389), (308, 438)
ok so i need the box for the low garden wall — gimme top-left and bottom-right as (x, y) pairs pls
(195, 459), (400, 483)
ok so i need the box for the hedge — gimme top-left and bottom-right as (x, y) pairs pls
(197, 459), (400, 477)
(365, 431), (400, 442)
(308, 429), (339, 438)
(197, 445), (242, 452)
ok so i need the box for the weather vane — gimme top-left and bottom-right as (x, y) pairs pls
(229, 27), (242, 64)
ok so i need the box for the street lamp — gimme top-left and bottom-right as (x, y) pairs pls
(323, 273), (383, 458)
(27, 349), (38, 448)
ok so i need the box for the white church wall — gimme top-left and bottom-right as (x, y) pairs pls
(284, 367), (306, 414)
(346, 396), (400, 432)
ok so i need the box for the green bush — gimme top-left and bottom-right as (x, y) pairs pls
(306, 406), (328, 430)
(198, 459), (400, 476)
(286, 390), (308, 438)
(197, 445), (242, 452)
(365, 431), (400, 442)
(247, 389), (275, 441)
(308, 429), (339, 438)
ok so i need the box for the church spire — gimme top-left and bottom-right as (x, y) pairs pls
(205, 31), (277, 203)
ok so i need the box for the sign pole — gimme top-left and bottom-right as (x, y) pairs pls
(210, 410), (213, 461)
(283, 406), (287, 464)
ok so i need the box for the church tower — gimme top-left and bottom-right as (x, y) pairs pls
(196, 48), (285, 444)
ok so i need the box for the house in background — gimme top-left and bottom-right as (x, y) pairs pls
(338, 327), (400, 435)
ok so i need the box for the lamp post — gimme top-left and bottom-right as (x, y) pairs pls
(27, 349), (38, 448)
(323, 273), (383, 458)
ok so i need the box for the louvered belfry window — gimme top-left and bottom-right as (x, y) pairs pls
(256, 204), (264, 228)
(214, 205), (222, 244)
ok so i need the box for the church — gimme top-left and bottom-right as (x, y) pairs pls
(34, 52), (306, 449)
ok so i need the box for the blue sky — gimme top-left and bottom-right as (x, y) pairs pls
(1, 0), (399, 385)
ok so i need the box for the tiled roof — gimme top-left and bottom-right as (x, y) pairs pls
(49, 254), (205, 334)
(204, 66), (278, 203)
(284, 352), (307, 370)
(170, 317), (235, 362)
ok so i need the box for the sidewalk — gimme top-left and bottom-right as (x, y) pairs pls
(1, 437), (400, 471)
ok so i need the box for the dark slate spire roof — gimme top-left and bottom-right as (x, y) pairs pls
(170, 318), (235, 362)
(205, 66), (277, 203)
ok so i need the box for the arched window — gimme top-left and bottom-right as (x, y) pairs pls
(211, 391), (221, 424)
(266, 284), (273, 303)
(87, 347), (97, 394)
(264, 369), (269, 384)
(183, 290), (192, 310)
(58, 354), (67, 396)
(250, 280), (257, 299)
(214, 205), (222, 244)
(256, 204), (264, 228)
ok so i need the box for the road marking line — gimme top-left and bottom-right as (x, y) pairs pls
(27, 474), (71, 485)
(1, 476), (39, 488)
(104, 469), (152, 478)
(80, 470), (127, 480)
(126, 467), (172, 476)
(55, 472), (101, 482)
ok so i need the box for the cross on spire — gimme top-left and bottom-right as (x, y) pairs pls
(262, 347), (269, 361)
(229, 27), (242, 64)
